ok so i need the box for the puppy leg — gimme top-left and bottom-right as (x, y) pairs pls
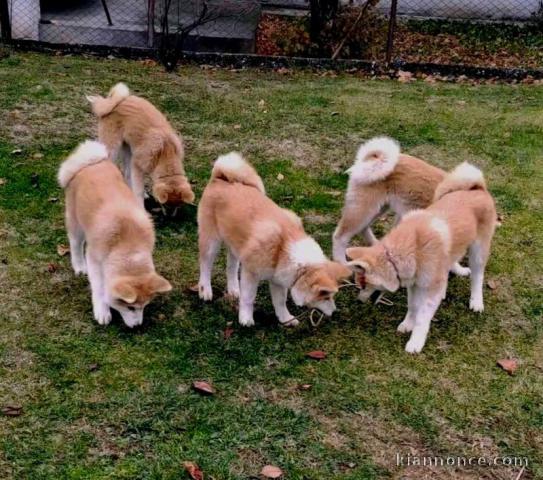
(269, 282), (297, 327)
(130, 165), (146, 206)
(397, 285), (416, 333)
(451, 262), (471, 277)
(226, 248), (240, 299)
(333, 200), (383, 262)
(66, 213), (86, 275)
(404, 285), (443, 353)
(198, 234), (221, 301)
(86, 252), (111, 326)
(468, 240), (489, 312)
(238, 267), (258, 327)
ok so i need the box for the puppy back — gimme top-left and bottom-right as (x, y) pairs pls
(210, 152), (265, 194)
(433, 162), (486, 202)
(58, 140), (108, 188)
(87, 82), (130, 118)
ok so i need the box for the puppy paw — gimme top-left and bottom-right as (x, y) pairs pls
(451, 263), (471, 277)
(94, 304), (112, 326)
(198, 283), (213, 301)
(239, 314), (255, 327)
(405, 338), (425, 354)
(397, 319), (414, 334)
(280, 317), (299, 328)
(73, 264), (88, 275)
(469, 298), (484, 312)
(225, 288), (240, 300)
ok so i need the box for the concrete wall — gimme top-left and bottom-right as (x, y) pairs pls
(9, 0), (40, 40)
(377, 0), (541, 20)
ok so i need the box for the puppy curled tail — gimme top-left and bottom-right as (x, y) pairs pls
(346, 136), (400, 185)
(58, 140), (108, 188)
(433, 162), (486, 201)
(86, 82), (130, 117)
(210, 152), (265, 194)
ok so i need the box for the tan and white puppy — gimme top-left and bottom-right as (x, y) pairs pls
(58, 140), (172, 327)
(197, 152), (351, 327)
(333, 137), (470, 279)
(87, 83), (194, 206)
(346, 162), (496, 353)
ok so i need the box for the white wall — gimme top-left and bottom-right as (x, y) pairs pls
(377, 0), (541, 20)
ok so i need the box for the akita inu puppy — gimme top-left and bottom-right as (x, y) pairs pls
(87, 83), (194, 207)
(346, 162), (497, 353)
(332, 137), (469, 280)
(58, 140), (172, 327)
(197, 152), (351, 327)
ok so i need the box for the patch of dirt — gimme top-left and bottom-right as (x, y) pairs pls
(261, 138), (319, 169)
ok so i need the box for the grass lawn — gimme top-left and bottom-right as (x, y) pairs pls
(0, 52), (542, 480)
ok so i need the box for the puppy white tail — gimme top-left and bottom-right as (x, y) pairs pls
(433, 162), (486, 201)
(58, 140), (108, 188)
(346, 136), (400, 185)
(86, 82), (130, 117)
(211, 152), (265, 194)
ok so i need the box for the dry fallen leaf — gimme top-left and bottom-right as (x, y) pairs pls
(261, 465), (283, 478)
(223, 327), (234, 340)
(497, 358), (518, 375)
(88, 363), (100, 372)
(47, 263), (59, 273)
(487, 279), (498, 290)
(57, 244), (70, 256)
(276, 173), (284, 181)
(397, 70), (414, 83)
(298, 384), (312, 391)
(2, 405), (22, 417)
(192, 381), (215, 395)
(187, 284), (199, 293)
(0, 178), (6, 186)
(306, 350), (327, 360)
(10, 148), (22, 155)
(233, 124), (241, 130)
(183, 461), (204, 480)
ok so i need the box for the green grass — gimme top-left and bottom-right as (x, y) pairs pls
(0, 51), (542, 480)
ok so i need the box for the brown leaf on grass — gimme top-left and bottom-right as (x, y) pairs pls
(261, 465), (283, 478)
(140, 59), (157, 67)
(276, 173), (284, 181)
(47, 263), (59, 273)
(192, 381), (215, 395)
(497, 358), (518, 375)
(183, 461), (204, 480)
(0, 178), (6, 186)
(2, 405), (22, 417)
(306, 350), (327, 360)
(223, 327), (234, 340)
(88, 363), (100, 372)
(57, 244), (70, 256)
(397, 70), (414, 83)
(487, 279), (498, 290)
(233, 124), (241, 130)
(298, 384), (312, 391)
(187, 283), (199, 294)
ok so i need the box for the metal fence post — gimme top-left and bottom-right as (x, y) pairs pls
(0, 0), (12, 43)
(147, 0), (156, 48)
(385, 0), (398, 66)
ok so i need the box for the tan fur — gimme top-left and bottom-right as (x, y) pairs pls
(198, 153), (351, 327)
(88, 84), (194, 206)
(333, 152), (445, 262)
(346, 163), (496, 353)
(60, 141), (172, 327)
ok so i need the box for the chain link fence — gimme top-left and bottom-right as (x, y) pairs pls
(1, 0), (542, 72)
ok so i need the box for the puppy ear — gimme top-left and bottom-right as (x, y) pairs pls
(347, 260), (370, 274)
(345, 246), (367, 261)
(111, 279), (137, 304)
(181, 184), (195, 204)
(85, 94), (100, 104)
(153, 184), (169, 204)
(327, 261), (352, 281)
(150, 274), (172, 294)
